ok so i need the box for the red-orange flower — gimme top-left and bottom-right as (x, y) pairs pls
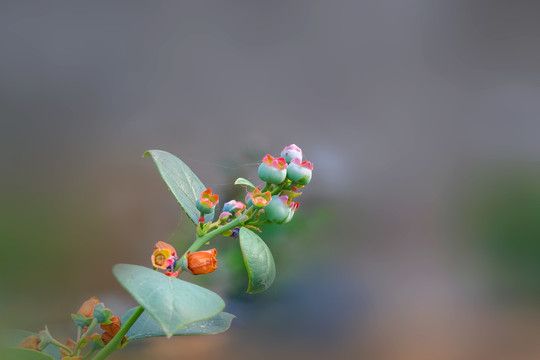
(186, 249), (218, 275)
(100, 316), (126, 346)
(76, 297), (99, 318)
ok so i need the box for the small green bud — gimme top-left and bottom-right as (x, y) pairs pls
(71, 313), (92, 327)
(265, 196), (292, 224)
(258, 155), (287, 184)
(93, 303), (113, 324)
(286, 158), (313, 185)
(38, 326), (53, 351)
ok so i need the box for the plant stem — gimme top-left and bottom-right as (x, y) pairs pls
(51, 339), (72, 354)
(91, 215), (248, 359)
(174, 214), (248, 272)
(92, 306), (145, 360)
(76, 326), (82, 342)
(271, 183), (286, 195)
(73, 318), (98, 355)
(83, 347), (97, 360)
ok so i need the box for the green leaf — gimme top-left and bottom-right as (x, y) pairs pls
(239, 227), (276, 293)
(113, 264), (225, 338)
(122, 308), (235, 340)
(0, 330), (61, 360)
(0, 348), (56, 360)
(144, 150), (214, 224)
(0, 329), (35, 347)
(234, 177), (256, 189)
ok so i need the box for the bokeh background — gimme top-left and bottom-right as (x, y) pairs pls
(2, 1), (540, 359)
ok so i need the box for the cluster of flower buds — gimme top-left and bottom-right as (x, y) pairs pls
(258, 144), (313, 187)
(247, 144), (313, 224)
(19, 297), (127, 356)
(219, 200), (246, 222)
(72, 297), (126, 347)
(149, 144), (312, 279)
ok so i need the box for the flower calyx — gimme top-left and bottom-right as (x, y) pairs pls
(196, 188), (219, 215)
(248, 188), (272, 208)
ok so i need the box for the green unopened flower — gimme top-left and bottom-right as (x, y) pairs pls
(258, 154), (287, 184)
(287, 158), (313, 185)
(196, 188), (219, 214)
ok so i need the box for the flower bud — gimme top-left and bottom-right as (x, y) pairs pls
(286, 158), (313, 185)
(283, 201), (299, 223)
(219, 211), (232, 223)
(93, 303), (113, 324)
(100, 316), (126, 346)
(196, 188), (219, 214)
(38, 326), (53, 351)
(186, 249), (218, 275)
(222, 200), (246, 214)
(249, 188), (272, 208)
(281, 144), (303, 163)
(265, 196), (291, 224)
(258, 155), (287, 184)
(76, 297), (99, 318)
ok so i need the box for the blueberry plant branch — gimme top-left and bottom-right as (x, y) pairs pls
(5, 144), (313, 360)
(93, 214), (250, 359)
(92, 306), (144, 360)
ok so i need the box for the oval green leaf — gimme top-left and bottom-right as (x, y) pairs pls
(0, 330), (61, 360)
(113, 264), (225, 338)
(234, 177), (256, 189)
(239, 227), (276, 293)
(122, 307), (235, 341)
(0, 348), (56, 360)
(144, 150), (214, 224)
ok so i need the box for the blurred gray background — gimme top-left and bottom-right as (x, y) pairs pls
(2, 1), (540, 359)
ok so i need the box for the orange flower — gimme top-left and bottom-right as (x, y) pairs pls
(151, 241), (178, 270)
(100, 316), (126, 346)
(187, 249), (218, 275)
(18, 335), (40, 351)
(76, 297), (99, 318)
